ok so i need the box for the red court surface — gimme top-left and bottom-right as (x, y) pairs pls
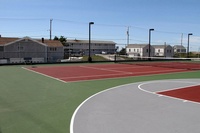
(27, 64), (190, 82)
(158, 85), (200, 103)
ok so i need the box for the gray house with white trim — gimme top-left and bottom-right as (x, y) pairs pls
(0, 37), (64, 63)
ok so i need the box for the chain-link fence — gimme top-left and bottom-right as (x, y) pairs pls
(0, 51), (125, 65)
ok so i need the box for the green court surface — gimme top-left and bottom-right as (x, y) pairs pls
(0, 64), (200, 133)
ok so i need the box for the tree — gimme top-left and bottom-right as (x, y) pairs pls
(54, 36), (59, 40)
(119, 48), (126, 55)
(54, 36), (67, 45)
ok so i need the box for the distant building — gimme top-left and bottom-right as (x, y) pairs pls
(153, 45), (174, 57)
(0, 36), (64, 64)
(173, 45), (186, 53)
(64, 39), (116, 56)
(126, 44), (155, 57)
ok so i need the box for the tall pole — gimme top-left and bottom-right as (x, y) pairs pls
(50, 19), (53, 40)
(187, 33), (193, 58)
(180, 33), (183, 57)
(198, 47), (200, 58)
(181, 33), (183, 46)
(127, 26), (130, 46)
(164, 42), (166, 57)
(148, 29), (154, 60)
(88, 22), (94, 62)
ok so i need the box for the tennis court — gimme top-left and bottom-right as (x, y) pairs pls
(0, 62), (200, 133)
(24, 63), (197, 82)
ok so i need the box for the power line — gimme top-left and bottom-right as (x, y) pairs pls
(0, 18), (48, 21)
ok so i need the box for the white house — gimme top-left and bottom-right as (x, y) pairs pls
(173, 45), (186, 53)
(64, 39), (116, 57)
(126, 44), (155, 58)
(153, 45), (174, 57)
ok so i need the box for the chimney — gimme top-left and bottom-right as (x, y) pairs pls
(42, 38), (44, 43)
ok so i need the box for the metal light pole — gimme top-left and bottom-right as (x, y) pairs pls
(50, 19), (53, 40)
(187, 33), (193, 58)
(148, 29), (154, 60)
(88, 22), (94, 62)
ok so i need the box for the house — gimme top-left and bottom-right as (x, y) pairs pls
(153, 45), (174, 57)
(126, 44), (155, 58)
(173, 45), (186, 53)
(63, 39), (116, 57)
(0, 36), (64, 64)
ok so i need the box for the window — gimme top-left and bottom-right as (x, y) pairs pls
(146, 49), (148, 53)
(18, 46), (23, 51)
(0, 46), (4, 51)
(50, 47), (57, 51)
(158, 49), (160, 53)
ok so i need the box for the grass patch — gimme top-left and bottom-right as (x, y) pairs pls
(81, 55), (108, 61)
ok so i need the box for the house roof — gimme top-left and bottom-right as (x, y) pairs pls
(0, 37), (19, 45)
(126, 44), (148, 48)
(0, 37), (63, 47)
(66, 39), (116, 44)
(37, 39), (63, 47)
(152, 45), (171, 48)
(173, 45), (186, 49)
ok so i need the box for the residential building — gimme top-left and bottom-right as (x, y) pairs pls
(153, 45), (174, 57)
(0, 36), (64, 64)
(64, 39), (116, 57)
(126, 44), (155, 57)
(173, 45), (186, 53)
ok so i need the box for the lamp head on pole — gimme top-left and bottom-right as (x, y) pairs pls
(188, 33), (193, 36)
(89, 22), (94, 25)
(149, 29), (154, 31)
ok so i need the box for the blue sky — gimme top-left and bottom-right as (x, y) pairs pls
(0, 0), (200, 51)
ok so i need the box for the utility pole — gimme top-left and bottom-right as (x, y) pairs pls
(181, 33), (183, 46)
(50, 19), (53, 40)
(180, 33), (183, 57)
(127, 26), (130, 46)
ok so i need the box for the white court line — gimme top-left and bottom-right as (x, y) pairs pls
(59, 73), (132, 80)
(79, 65), (133, 74)
(22, 65), (194, 83)
(70, 79), (200, 133)
(70, 82), (143, 133)
(104, 66), (152, 70)
(59, 68), (183, 80)
(132, 69), (185, 74)
(138, 80), (200, 105)
(156, 83), (200, 93)
(21, 67), (68, 83)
